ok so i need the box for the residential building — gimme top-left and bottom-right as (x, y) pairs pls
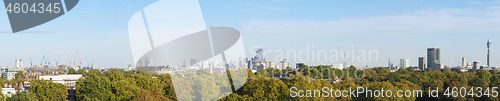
(2, 69), (19, 80)
(279, 59), (289, 70)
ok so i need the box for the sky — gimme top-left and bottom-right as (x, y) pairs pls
(0, 0), (500, 68)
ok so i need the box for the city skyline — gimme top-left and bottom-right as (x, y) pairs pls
(0, 0), (500, 68)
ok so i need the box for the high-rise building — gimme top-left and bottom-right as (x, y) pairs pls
(266, 61), (275, 69)
(427, 48), (441, 70)
(388, 58), (392, 68)
(15, 59), (22, 69)
(400, 59), (409, 69)
(418, 57), (426, 70)
(279, 59), (289, 70)
(256, 49), (264, 62)
(296, 63), (304, 69)
(462, 57), (467, 68)
(473, 61), (481, 71)
(487, 39), (491, 67)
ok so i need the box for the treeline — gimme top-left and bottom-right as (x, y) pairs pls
(226, 65), (500, 101)
(3, 66), (500, 101)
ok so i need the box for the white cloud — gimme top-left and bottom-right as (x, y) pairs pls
(240, 7), (500, 39)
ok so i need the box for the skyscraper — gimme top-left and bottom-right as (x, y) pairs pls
(487, 39), (491, 67)
(473, 61), (481, 71)
(256, 49), (264, 62)
(462, 57), (467, 68)
(388, 58), (391, 68)
(15, 59), (22, 69)
(427, 48), (441, 70)
(400, 59), (409, 69)
(418, 57), (426, 70)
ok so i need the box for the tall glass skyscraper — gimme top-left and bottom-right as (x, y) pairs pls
(427, 48), (440, 70)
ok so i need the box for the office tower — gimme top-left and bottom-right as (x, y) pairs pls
(427, 48), (441, 70)
(256, 49), (264, 62)
(400, 59), (409, 69)
(418, 57), (426, 70)
(388, 58), (392, 68)
(462, 57), (467, 68)
(473, 61), (481, 71)
(15, 59), (22, 69)
(487, 39), (491, 67)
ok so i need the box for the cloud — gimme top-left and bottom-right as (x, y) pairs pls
(240, 7), (500, 39)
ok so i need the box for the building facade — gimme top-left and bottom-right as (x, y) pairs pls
(279, 59), (289, 70)
(15, 59), (22, 69)
(418, 57), (426, 70)
(2, 69), (19, 80)
(427, 48), (441, 70)
(400, 59), (409, 69)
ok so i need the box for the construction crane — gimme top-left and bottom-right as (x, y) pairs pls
(68, 54), (72, 66)
(40, 55), (45, 67)
(53, 54), (59, 66)
(30, 56), (32, 67)
(67, 51), (83, 67)
(85, 56), (90, 67)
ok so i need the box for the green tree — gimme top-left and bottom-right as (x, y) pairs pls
(7, 92), (38, 101)
(105, 69), (141, 101)
(158, 74), (177, 100)
(68, 68), (77, 74)
(476, 70), (492, 84)
(14, 71), (24, 79)
(30, 79), (68, 101)
(76, 71), (114, 100)
(77, 69), (87, 76)
(240, 76), (288, 100)
(132, 89), (170, 101)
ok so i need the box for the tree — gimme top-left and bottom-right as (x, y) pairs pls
(77, 69), (87, 76)
(240, 76), (288, 100)
(30, 79), (68, 101)
(476, 70), (492, 84)
(14, 71), (24, 79)
(158, 74), (176, 100)
(68, 68), (77, 74)
(132, 89), (170, 101)
(7, 92), (38, 101)
(219, 93), (249, 101)
(76, 71), (114, 100)
(105, 69), (141, 101)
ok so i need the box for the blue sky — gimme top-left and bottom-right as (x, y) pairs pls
(0, 0), (500, 68)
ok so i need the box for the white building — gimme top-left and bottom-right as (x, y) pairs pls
(15, 59), (23, 69)
(266, 61), (275, 69)
(279, 59), (289, 70)
(399, 59), (409, 69)
(2, 88), (16, 97)
(2, 69), (19, 80)
(39, 74), (83, 90)
(331, 64), (344, 69)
